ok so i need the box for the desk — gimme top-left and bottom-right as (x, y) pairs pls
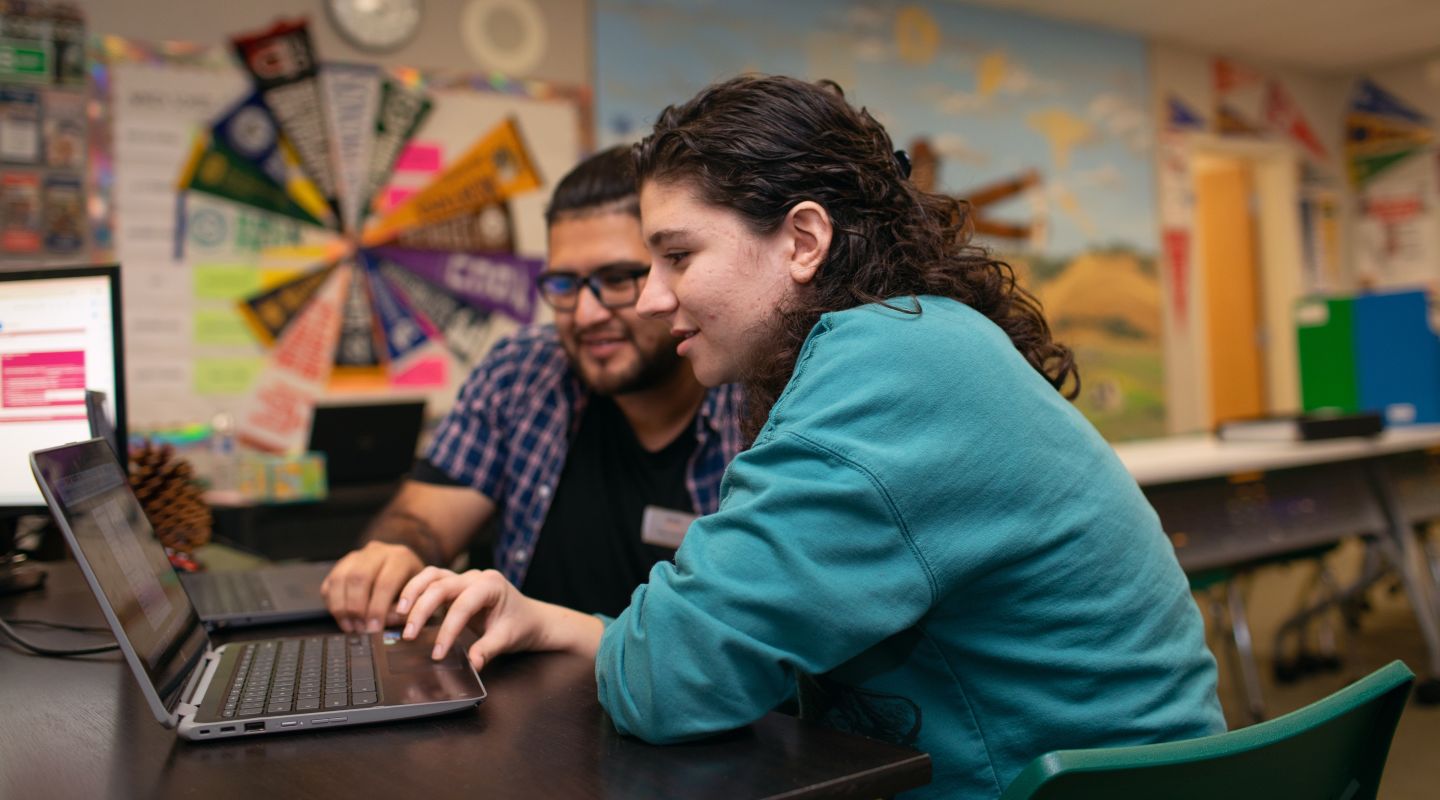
(210, 482), (404, 562)
(1115, 426), (1440, 486)
(1113, 427), (1440, 702)
(0, 563), (931, 799)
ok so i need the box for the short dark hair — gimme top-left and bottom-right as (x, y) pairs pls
(544, 145), (640, 227)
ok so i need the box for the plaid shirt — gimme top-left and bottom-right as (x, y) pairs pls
(426, 324), (746, 588)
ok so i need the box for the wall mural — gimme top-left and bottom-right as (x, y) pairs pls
(597, 0), (1163, 440)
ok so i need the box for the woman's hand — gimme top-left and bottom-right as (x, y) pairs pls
(398, 567), (605, 670)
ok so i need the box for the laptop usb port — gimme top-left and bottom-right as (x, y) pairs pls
(244, 721), (265, 732)
(279, 721), (299, 728)
(220, 726), (235, 733)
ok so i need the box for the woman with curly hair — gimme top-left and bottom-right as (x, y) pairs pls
(398, 75), (1223, 798)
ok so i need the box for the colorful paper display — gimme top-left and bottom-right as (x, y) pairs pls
(362, 78), (432, 225)
(211, 90), (335, 228)
(378, 259), (496, 367)
(371, 246), (542, 323)
(1345, 78), (1434, 187)
(231, 19), (337, 210)
(321, 63), (382, 235)
(363, 118), (541, 245)
(237, 263), (338, 345)
(180, 134), (328, 227)
(165, 27), (557, 443)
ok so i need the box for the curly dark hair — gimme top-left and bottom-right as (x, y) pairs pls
(633, 75), (1078, 439)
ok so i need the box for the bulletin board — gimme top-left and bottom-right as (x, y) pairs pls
(0, 2), (90, 266)
(95, 32), (589, 439)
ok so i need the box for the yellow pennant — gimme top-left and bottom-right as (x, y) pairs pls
(362, 117), (541, 246)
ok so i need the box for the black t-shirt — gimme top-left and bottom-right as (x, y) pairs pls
(521, 395), (697, 617)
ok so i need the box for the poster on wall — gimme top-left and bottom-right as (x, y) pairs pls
(1354, 156), (1440, 289)
(102, 27), (588, 437)
(596, 0), (1163, 440)
(0, 86), (42, 163)
(1346, 77), (1434, 188)
(1213, 58), (1265, 135)
(1264, 81), (1328, 164)
(0, 170), (42, 252)
(42, 173), (84, 253)
(42, 89), (86, 169)
(1344, 78), (1440, 289)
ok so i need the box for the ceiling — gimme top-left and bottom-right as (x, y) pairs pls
(959, 0), (1440, 73)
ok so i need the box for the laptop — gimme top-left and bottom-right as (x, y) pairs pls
(178, 561), (336, 629)
(308, 400), (426, 486)
(85, 392), (333, 629)
(31, 439), (486, 740)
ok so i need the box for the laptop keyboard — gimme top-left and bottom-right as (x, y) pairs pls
(191, 572), (276, 616)
(221, 635), (377, 718)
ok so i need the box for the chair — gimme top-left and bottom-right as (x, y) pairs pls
(1190, 544), (1354, 724)
(999, 660), (1414, 800)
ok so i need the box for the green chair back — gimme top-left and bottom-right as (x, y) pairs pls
(1000, 660), (1414, 800)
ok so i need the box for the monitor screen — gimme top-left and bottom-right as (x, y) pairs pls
(0, 266), (125, 511)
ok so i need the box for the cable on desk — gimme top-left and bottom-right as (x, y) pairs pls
(0, 616), (119, 656)
(4, 617), (111, 633)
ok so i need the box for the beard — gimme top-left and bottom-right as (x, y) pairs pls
(563, 325), (687, 397)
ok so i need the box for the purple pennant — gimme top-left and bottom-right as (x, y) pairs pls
(368, 246), (542, 324)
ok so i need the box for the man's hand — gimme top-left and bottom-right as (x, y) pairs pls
(322, 479), (498, 632)
(399, 567), (604, 670)
(322, 541), (425, 633)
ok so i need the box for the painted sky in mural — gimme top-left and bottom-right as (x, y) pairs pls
(597, 0), (1157, 260)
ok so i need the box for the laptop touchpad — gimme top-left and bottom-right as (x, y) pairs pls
(382, 629), (470, 669)
(378, 629), (486, 704)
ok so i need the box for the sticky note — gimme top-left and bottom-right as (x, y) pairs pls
(194, 358), (265, 395)
(194, 265), (262, 300)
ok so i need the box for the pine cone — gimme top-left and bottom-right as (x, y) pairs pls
(128, 440), (212, 553)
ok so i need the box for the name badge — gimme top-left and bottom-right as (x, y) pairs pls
(641, 505), (697, 550)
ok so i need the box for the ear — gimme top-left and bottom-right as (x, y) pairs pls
(783, 201), (832, 286)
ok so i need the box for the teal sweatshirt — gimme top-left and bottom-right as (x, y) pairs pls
(595, 296), (1224, 798)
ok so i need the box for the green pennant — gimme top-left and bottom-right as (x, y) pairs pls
(1349, 147), (1423, 187)
(181, 136), (324, 227)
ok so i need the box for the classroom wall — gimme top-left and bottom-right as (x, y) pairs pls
(1345, 54), (1440, 291)
(71, 0), (591, 85)
(1150, 42), (1440, 431)
(65, 1), (591, 434)
(48, 2), (1440, 441)
(1149, 43), (1351, 431)
(1364, 56), (1440, 121)
(595, 0), (1169, 441)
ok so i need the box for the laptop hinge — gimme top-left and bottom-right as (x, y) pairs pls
(174, 650), (221, 725)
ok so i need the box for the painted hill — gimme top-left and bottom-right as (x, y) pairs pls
(1034, 250), (1161, 346)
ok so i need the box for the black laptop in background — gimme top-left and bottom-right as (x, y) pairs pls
(308, 400), (427, 486)
(88, 391), (334, 628)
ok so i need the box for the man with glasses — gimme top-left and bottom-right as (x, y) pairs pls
(322, 147), (744, 631)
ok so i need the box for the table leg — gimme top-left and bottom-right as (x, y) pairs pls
(1227, 579), (1267, 723)
(1366, 461), (1440, 702)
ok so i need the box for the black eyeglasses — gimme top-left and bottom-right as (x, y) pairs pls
(536, 263), (650, 311)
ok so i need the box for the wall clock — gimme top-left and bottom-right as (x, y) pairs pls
(326, 0), (423, 54)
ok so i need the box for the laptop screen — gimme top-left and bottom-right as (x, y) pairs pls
(308, 400), (426, 485)
(31, 439), (208, 711)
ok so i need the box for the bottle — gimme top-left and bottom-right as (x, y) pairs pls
(209, 411), (238, 498)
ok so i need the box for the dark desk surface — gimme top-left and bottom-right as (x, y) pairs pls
(0, 562), (931, 799)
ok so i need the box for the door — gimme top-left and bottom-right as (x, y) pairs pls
(1194, 155), (1266, 425)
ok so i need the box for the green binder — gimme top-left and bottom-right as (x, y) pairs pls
(1295, 297), (1359, 414)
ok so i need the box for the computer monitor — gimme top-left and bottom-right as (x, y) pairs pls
(0, 265), (126, 521)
